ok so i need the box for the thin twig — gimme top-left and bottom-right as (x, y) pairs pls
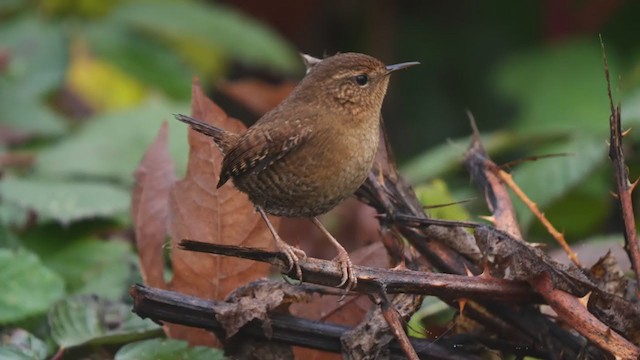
(496, 169), (581, 267)
(601, 35), (640, 297)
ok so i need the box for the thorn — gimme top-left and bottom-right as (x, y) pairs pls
(463, 264), (474, 277)
(622, 127), (632, 137)
(480, 259), (492, 278)
(457, 298), (467, 317)
(605, 327), (613, 338)
(478, 215), (495, 224)
(579, 291), (592, 307)
(530, 242), (547, 250)
(630, 178), (640, 193)
(605, 140), (610, 147)
(610, 191), (619, 199)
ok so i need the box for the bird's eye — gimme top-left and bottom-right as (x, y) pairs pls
(354, 74), (369, 86)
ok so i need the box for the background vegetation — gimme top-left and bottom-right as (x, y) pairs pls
(1, 0), (640, 358)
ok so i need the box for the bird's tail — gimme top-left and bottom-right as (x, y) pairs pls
(174, 114), (237, 154)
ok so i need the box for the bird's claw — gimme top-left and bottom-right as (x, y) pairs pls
(334, 251), (357, 300)
(277, 242), (306, 284)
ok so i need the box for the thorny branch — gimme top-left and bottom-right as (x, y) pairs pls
(496, 169), (581, 267)
(601, 35), (640, 298)
(178, 240), (541, 303)
(464, 110), (640, 358)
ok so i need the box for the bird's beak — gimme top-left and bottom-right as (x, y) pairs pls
(385, 61), (420, 75)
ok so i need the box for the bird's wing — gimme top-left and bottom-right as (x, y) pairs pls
(217, 119), (312, 188)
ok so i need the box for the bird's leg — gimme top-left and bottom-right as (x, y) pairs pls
(256, 207), (306, 282)
(311, 217), (357, 293)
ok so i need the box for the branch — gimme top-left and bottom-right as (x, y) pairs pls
(130, 284), (479, 359)
(178, 240), (541, 304)
(530, 272), (640, 359)
(601, 35), (640, 297)
(463, 113), (523, 240)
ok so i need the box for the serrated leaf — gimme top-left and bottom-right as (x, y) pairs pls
(0, 179), (130, 225)
(49, 295), (160, 349)
(0, 17), (67, 136)
(512, 134), (607, 229)
(0, 249), (65, 324)
(112, 1), (299, 73)
(494, 40), (614, 135)
(0, 329), (49, 360)
(35, 101), (189, 185)
(44, 239), (134, 300)
(114, 338), (224, 360)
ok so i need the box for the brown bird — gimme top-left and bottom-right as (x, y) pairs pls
(175, 52), (418, 292)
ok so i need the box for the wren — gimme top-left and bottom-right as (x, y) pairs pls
(175, 52), (418, 292)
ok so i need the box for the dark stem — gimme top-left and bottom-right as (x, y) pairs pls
(130, 284), (547, 359)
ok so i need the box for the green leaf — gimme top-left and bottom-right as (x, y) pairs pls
(0, 329), (49, 360)
(512, 134), (607, 229)
(494, 40), (614, 135)
(35, 101), (189, 185)
(112, 1), (300, 73)
(0, 17), (67, 136)
(44, 239), (134, 300)
(0, 178), (130, 225)
(49, 295), (160, 349)
(85, 23), (191, 99)
(527, 165), (611, 240)
(115, 338), (224, 360)
(0, 249), (65, 324)
(0, 347), (35, 360)
(401, 130), (563, 184)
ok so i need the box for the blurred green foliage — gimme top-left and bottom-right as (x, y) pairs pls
(1, 0), (640, 358)
(0, 0), (297, 357)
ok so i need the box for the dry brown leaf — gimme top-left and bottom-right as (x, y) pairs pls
(165, 80), (277, 344)
(132, 80), (278, 346)
(132, 121), (174, 288)
(218, 279), (312, 339)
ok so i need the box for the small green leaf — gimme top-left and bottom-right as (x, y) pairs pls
(44, 239), (134, 300)
(115, 338), (224, 360)
(0, 249), (65, 324)
(112, 1), (300, 73)
(49, 295), (160, 349)
(35, 101), (189, 185)
(415, 179), (470, 221)
(0, 178), (130, 225)
(0, 328), (50, 360)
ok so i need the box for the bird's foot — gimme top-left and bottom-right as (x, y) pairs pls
(276, 238), (306, 283)
(333, 249), (357, 295)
